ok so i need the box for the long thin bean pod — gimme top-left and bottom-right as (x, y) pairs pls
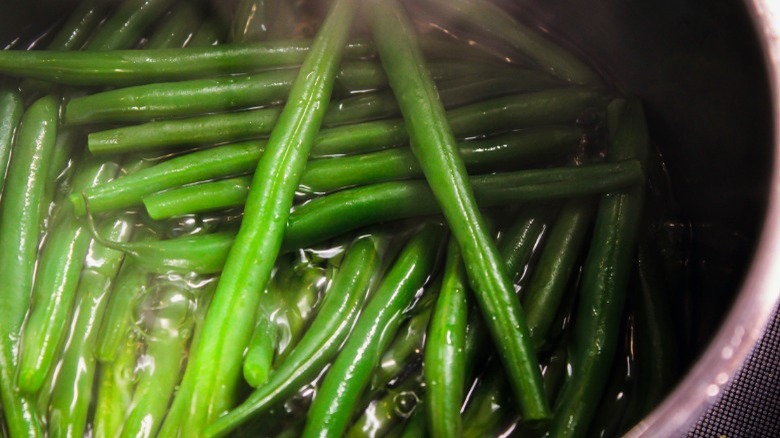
(373, 0), (550, 418)
(119, 280), (196, 438)
(160, 1), (360, 434)
(145, 1), (203, 49)
(47, 0), (111, 50)
(47, 217), (134, 438)
(549, 99), (648, 437)
(17, 159), (119, 394)
(75, 126), (578, 216)
(85, 0), (179, 50)
(0, 96), (59, 438)
(202, 234), (385, 437)
(92, 333), (139, 438)
(144, 161), (643, 242)
(0, 88), (23, 196)
(87, 87), (601, 156)
(301, 222), (446, 438)
(425, 239), (469, 438)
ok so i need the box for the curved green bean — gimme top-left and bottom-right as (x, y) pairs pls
(301, 222), (446, 438)
(0, 95), (59, 438)
(202, 234), (385, 437)
(425, 239), (469, 438)
(47, 216), (134, 438)
(160, 1), (359, 434)
(549, 99), (648, 437)
(17, 158), (119, 394)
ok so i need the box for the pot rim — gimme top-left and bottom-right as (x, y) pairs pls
(627, 0), (780, 435)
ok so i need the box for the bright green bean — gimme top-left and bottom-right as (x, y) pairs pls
(119, 280), (196, 438)
(47, 216), (134, 438)
(17, 158), (119, 394)
(425, 239), (469, 438)
(203, 234), (385, 437)
(301, 222), (446, 438)
(144, 177), (250, 219)
(93, 333), (139, 438)
(0, 95), (59, 438)
(160, 1), (359, 434)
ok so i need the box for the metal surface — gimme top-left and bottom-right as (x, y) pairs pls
(628, 0), (780, 435)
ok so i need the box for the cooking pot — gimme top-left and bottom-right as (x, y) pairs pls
(1, 0), (778, 435)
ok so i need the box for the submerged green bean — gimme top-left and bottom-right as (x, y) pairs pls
(160, 0), (359, 434)
(0, 88), (23, 196)
(0, 96), (59, 438)
(92, 333), (139, 438)
(204, 234), (385, 437)
(88, 0), (178, 50)
(145, 1), (203, 50)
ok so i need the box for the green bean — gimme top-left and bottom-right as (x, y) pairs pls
(161, 1), (359, 433)
(145, 177), (250, 219)
(300, 127), (580, 194)
(301, 222), (445, 438)
(188, 17), (227, 47)
(65, 62), (544, 126)
(145, 1), (203, 50)
(144, 161), (641, 236)
(95, 255), (151, 363)
(372, 0), (551, 419)
(93, 333), (139, 438)
(48, 216), (134, 438)
(549, 99), (648, 437)
(399, 402), (428, 438)
(523, 197), (595, 349)
(311, 88), (602, 158)
(47, 0), (111, 50)
(425, 239), (469, 438)
(421, 0), (603, 87)
(0, 88), (23, 196)
(77, 126), (578, 216)
(87, 0), (178, 50)
(497, 205), (553, 282)
(0, 95), (59, 438)
(461, 365), (515, 438)
(231, 0), (274, 42)
(119, 280), (196, 438)
(87, 215), (236, 274)
(201, 234), (385, 437)
(243, 290), (279, 388)
(0, 39), (374, 86)
(17, 158), (119, 394)
(87, 88), (600, 156)
(348, 371), (424, 438)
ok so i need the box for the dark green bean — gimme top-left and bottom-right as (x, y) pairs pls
(0, 88), (23, 196)
(0, 40), (374, 86)
(187, 16), (226, 47)
(17, 159), (119, 394)
(93, 333), (139, 438)
(145, 1), (203, 49)
(524, 198), (595, 348)
(300, 127), (580, 194)
(47, 216), (134, 438)
(0, 95), (59, 438)
(399, 402), (428, 438)
(421, 0), (603, 87)
(86, 0), (179, 50)
(119, 280), (196, 438)
(231, 0), (274, 42)
(48, 0), (111, 50)
(348, 371), (424, 438)
(425, 239), (469, 438)
(160, 1), (359, 433)
(77, 126), (578, 216)
(497, 205), (552, 282)
(549, 99), (648, 437)
(283, 161), (643, 257)
(201, 234), (385, 437)
(301, 222), (445, 438)
(87, 88), (600, 156)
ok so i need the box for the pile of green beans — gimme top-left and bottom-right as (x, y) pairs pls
(0, 0), (684, 437)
